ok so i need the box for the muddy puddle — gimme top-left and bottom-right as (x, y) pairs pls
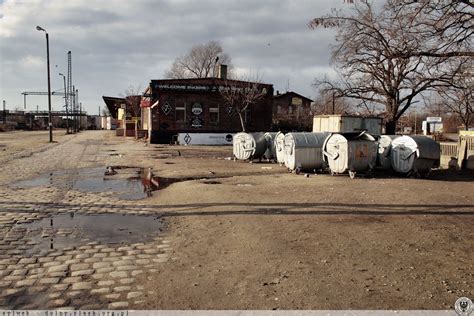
(11, 166), (228, 200)
(11, 166), (187, 200)
(15, 213), (163, 255)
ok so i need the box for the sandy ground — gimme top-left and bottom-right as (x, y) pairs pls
(125, 136), (473, 310)
(0, 130), (472, 310)
(0, 130), (70, 163)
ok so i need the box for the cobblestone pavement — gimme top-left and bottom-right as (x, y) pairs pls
(0, 131), (172, 309)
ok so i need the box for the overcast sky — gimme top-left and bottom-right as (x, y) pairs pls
(0, 0), (350, 114)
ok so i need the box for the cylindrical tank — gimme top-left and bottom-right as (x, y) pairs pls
(323, 132), (378, 178)
(390, 135), (440, 175)
(283, 132), (330, 171)
(274, 132), (286, 164)
(377, 135), (400, 170)
(233, 132), (267, 160)
(263, 132), (277, 160)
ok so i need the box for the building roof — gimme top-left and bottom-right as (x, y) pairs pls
(273, 91), (313, 103)
(150, 77), (273, 90)
(102, 96), (125, 119)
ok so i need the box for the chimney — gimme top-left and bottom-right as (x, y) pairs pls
(216, 64), (227, 80)
(276, 90), (280, 96)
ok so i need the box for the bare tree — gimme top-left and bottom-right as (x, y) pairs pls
(120, 85), (142, 118)
(393, 0), (473, 59)
(101, 107), (110, 117)
(437, 58), (473, 130)
(219, 76), (267, 132)
(165, 41), (232, 79)
(311, 88), (354, 116)
(309, 1), (458, 134)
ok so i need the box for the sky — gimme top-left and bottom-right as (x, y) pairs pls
(0, 0), (349, 115)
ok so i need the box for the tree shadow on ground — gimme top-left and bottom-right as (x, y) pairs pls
(0, 201), (473, 217)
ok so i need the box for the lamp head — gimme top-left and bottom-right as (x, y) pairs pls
(36, 26), (45, 32)
(59, 73), (64, 77)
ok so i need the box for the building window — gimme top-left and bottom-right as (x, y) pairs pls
(288, 105), (293, 114)
(210, 105), (219, 123)
(277, 105), (282, 114)
(175, 102), (186, 122)
(292, 97), (302, 106)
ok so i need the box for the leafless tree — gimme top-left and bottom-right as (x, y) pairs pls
(437, 58), (473, 130)
(311, 87), (354, 116)
(392, 0), (473, 59)
(309, 1), (459, 134)
(219, 76), (268, 132)
(101, 107), (110, 117)
(165, 41), (232, 79)
(120, 85), (142, 118)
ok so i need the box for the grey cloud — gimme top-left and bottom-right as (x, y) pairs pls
(0, 0), (348, 113)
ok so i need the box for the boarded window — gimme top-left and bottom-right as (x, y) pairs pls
(210, 105), (219, 123)
(175, 102), (186, 122)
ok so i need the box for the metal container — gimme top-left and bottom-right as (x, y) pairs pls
(263, 132), (277, 160)
(233, 132), (267, 160)
(284, 132), (330, 171)
(390, 135), (440, 175)
(377, 135), (400, 169)
(323, 132), (378, 178)
(274, 132), (286, 164)
(313, 115), (382, 135)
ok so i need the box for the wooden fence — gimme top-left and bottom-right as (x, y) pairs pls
(439, 135), (474, 170)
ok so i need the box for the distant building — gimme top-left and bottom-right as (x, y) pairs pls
(141, 77), (273, 144)
(313, 114), (382, 135)
(272, 91), (313, 131)
(102, 96), (138, 135)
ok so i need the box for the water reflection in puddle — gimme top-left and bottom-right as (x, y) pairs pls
(12, 166), (181, 200)
(12, 166), (225, 200)
(17, 213), (163, 255)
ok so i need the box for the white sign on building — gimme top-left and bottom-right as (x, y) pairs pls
(426, 116), (442, 123)
(178, 133), (234, 145)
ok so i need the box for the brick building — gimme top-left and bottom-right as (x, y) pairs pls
(141, 78), (274, 144)
(272, 91), (313, 132)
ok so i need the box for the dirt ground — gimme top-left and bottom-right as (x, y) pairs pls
(128, 136), (473, 310)
(0, 130), (70, 164)
(0, 130), (472, 310)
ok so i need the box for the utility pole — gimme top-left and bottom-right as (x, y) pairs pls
(79, 102), (82, 131)
(67, 51), (73, 133)
(414, 111), (417, 135)
(36, 26), (53, 142)
(332, 92), (336, 115)
(72, 85), (76, 133)
(75, 88), (79, 132)
(59, 73), (69, 134)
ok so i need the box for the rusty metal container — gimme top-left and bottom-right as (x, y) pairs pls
(283, 132), (330, 171)
(323, 132), (378, 178)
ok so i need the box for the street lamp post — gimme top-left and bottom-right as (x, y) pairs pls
(36, 26), (53, 142)
(59, 73), (69, 134)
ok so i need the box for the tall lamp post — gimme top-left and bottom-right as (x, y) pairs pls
(59, 73), (69, 134)
(36, 25), (53, 142)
